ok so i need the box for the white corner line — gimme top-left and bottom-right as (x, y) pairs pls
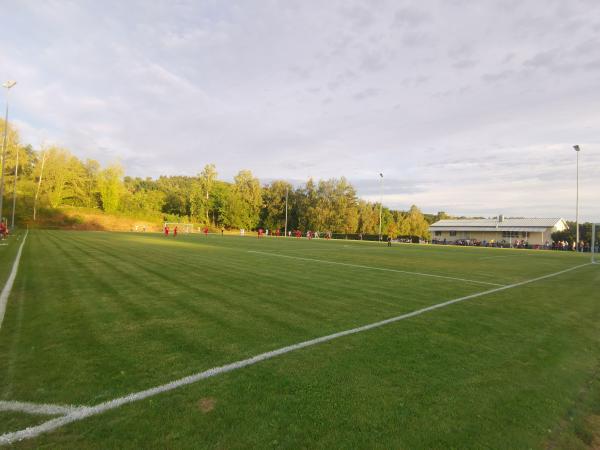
(247, 249), (504, 287)
(0, 230), (28, 331)
(0, 400), (82, 416)
(0, 262), (592, 446)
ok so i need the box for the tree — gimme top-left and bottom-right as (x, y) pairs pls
(41, 147), (72, 208)
(221, 170), (262, 229)
(156, 176), (193, 217)
(191, 164), (218, 224)
(260, 180), (292, 231)
(405, 205), (430, 239)
(80, 159), (101, 208)
(98, 164), (124, 213)
(357, 200), (379, 234)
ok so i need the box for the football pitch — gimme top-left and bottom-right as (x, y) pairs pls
(1, 230), (599, 448)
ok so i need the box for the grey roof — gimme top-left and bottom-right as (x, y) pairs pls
(429, 226), (550, 232)
(429, 218), (566, 230)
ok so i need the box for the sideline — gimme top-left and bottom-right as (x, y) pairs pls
(0, 230), (29, 331)
(248, 249), (504, 287)
(0, 261), (591, 445)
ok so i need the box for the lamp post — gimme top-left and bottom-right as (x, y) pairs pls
(378, 173), (383, 241)
(0, 80), (17, 225)
(573, 145), (581, 252)
(10, 144), (18, 228)
(284, 186), (288, 237)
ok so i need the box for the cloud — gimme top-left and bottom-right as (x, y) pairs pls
(1, 0), (599, 220)
(453, 59), (478, 70)
(392, 7), (431, 28)
(353, 88), (379, 101)
(482, 70), (514, 83)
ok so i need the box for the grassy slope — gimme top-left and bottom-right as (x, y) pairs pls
(0, 231), (598, 448)
(29, 206), (165, 232)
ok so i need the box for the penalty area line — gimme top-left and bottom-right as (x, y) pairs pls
(0, 262), (591, 446)
(0, 400), (81, 416)
(0, 230), (28, 332)
(248, 249), (504, 287)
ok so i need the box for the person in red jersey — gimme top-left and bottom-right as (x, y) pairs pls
(164, 225), (169, 236)
(204, 227), (209, 237)
(174, 226), (178, 237)
(257, 228), (263, 238)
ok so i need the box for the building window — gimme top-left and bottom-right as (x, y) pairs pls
(449, 231), (457, 236)
(435, 231), (441, 236)
(502, 231), (519, 238)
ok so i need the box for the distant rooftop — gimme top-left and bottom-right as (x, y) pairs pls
(429, 218), (567, 233)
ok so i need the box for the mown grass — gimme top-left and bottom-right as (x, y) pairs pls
(0, 230), (24, 287)
(0, 230), (598, 448)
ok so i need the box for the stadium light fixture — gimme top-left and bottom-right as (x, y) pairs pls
(0, 80), (17, 225)
(573, 145), (581, 252)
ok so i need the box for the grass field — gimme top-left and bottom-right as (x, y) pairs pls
(0, 230), (599, 448)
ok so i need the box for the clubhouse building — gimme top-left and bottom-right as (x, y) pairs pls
(429, 217), (568, 246)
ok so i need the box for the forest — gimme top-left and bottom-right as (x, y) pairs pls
(0, 120), (439, 238)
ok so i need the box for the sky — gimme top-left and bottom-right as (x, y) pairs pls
(1, 0), (599, 220)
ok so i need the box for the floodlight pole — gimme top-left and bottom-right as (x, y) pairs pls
(10, 145), (19, 228)
(378, 173), (383, 241)
(574, 145), (581, 252)
(592, 222), (596, 264)
(0, 81), (17, 224)
(284, 186), (288, 237)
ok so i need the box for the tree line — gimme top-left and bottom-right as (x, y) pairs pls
(1, 119), (443, 237)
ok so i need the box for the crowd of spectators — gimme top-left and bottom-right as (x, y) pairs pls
(551, 240), (596, 252)
(431, 237), (598, 252)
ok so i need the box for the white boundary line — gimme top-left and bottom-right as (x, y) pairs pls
(0, 400), (81, 416)
(0, 262), (591, 445)
(248, 249), (504, 287)
(0, 231), (28, 331)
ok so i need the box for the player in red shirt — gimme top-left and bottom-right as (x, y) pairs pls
(164, 225), (169, 236)
(257, 228), (263, 238)
(204, 227), (209, 237)
(174, 226), (178, 237)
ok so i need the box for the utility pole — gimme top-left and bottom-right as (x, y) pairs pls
(378, 173), (383, 241)
(10, 146), (19, 228)
(33, 150), (47, 221)
(574, 145), (581, 252)
(0, 80), (17, 223)
(284, 186), (288, 237)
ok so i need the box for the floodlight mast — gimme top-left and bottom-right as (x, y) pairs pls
(378, 173), (383, 241)
(284, 186), (288, 237)
(10, 143), (19, 228)
(0, 80), (17, 225)
(592, 222), (596, 264)
(574, 145), (581, 252)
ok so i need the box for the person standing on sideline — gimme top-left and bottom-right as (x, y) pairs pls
(164, 225), (169, 237)
(387, 235), (392, 247)
(174, 226), (178, 237)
